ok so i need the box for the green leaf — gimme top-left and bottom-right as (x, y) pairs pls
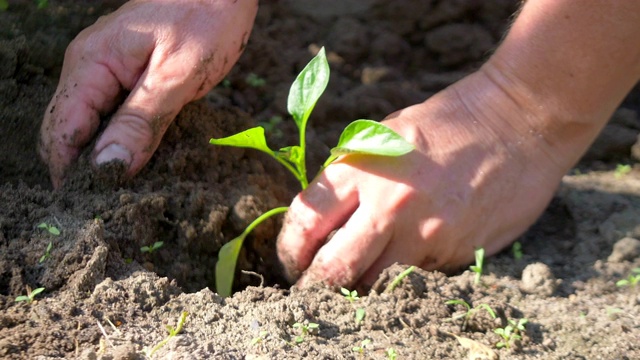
(210, 127), (274, 155)
(48, 226), (60, 236)
(215, 236), (244, 298)
(30, 287), (45, 297)
(325, 120), (414, 167)
(15, 295), (29, 302)
(275, 145), (303, 165)
(287, 47), (330, 130)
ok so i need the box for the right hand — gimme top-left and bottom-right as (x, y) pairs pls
(39, 0), (258, 188)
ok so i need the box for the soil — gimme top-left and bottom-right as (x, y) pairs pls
(1, 1), (639, 359)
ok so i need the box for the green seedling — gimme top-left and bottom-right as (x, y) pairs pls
(445, 299), (496, 331)
(38, 222), (61, 236)
(143, 311), (188, 358)
(469, 247), (485, 285)
(352, 339), (372, 354)
(341, 287), (360, 302)
(512, 241), (523, 260)
(616, 268), (640, 288)
(494, 318), (527, 349)
(385, 265), (416, 293)
(141, 241), (164, 254)
(614, 163), (632, 178)
(245, 73), (267, 87)
(250, 330), (269, 345)
(211, 47), (414, 297)
(355, 307), (366, 325)
(39, 241), (53, 263)
(15, 286), (45, 304)
(386, 347), (398, 360)
(292, 321), (319, 344)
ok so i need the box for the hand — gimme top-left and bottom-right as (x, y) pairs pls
(276, 69), (568, 288)
(39, 0), (258, 188)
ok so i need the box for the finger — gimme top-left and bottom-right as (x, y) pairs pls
(296, 204), (393, 289)
(277, 164), (359, 282)
(40, 58), (126, 188)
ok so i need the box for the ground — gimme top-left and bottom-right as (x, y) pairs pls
(0, 1), (639, 359)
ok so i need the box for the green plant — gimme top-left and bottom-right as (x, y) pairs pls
(469, 247), (485, 285)
(616, 268), (640, 288)
(39, 241), (53, 263)
(494, 318), (527, 349)
(512, 241), (523, 260)
(0, 0), (7, 10)
(245, 73), (267, 87)
(250, 330), (269, 345)
(386, 347), (398, 360)
(355, 307), (366, 325)
(445, 299), (496, 331)
(341, 287), (360, 302)
(384, 265), (416, 293)
(211, 47), (414, 297)
(352, 339), (372, 354)
(141, 241), (164, 254)
(292, 321), (319, 343)
(15, 286), (45, 304)
(0, 0), (47, 10)
(614, 163), (632, 178)
(38, 222), (61, 236)
(143, 311), (188, 358)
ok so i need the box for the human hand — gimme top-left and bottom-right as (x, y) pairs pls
(276, 69), (568, 289)
(39, 0), (258, 188)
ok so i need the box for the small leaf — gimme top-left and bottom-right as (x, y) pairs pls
(215, 236), (245, 297)
(15, 296), (29, 302)
(48, 227), (60, 236)
(287, 47), (330, 130)
(325, 120), (414, 167)
(30, 287), (45, 297)
(210, 127), (273, 155)
(276, 145), (303, 165)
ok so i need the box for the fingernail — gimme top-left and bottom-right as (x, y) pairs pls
(95, 143), (132, 167)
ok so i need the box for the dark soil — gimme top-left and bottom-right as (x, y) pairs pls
(1, 1), (639, 359)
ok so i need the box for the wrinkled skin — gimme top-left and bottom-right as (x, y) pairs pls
(39, 0), (258, 188)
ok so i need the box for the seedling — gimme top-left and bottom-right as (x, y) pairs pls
(469, 247), (485, 285)
(292, 321), (319, 343)
(385, 265), (416, 293)
(245, 73), (267, 87)
(143, 311), (188, 358)
(38, 222), (60, 236)
(614, 163), (632, 178)
(386, 347), (398, 360)
(341, 287), (360, 302)
(15, 286), (45, 304)
(494, 318), (527, 349)
(211, 48), (414, 296)
(39, 241), (53, 263)
(445, 299), (496, 331)
(140, 241), (163, 254)
(250, 330), (269, 345)
(352, 339), (372, 354)
(355, 307), (366, 325)
(512, 241), (523, 260)
(616, 268), (640, 288)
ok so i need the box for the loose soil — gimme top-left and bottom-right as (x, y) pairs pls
(1, 1), (639, 359)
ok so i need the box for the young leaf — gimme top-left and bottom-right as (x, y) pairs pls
(324, 120), (414, 167)
(287, 47), (330, 130)
(216, 236), (244, 298)
(210, 127), (273, 155)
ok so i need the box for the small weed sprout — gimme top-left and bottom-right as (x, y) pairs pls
(211, 48), (414, 297)
(352, 339), (372, 354)
(15, 286), (45, 304)
(141, 241), (164, 254)
(292, 321), (319, 343)
(385, 265), (416, 293)
(341, 287), (359, 302)
(143, 311), (188, 358)
(355, 307), (366, 325)
(245, 72), (267, 87)
(250, 330), (269, 345)
(494, 318), (528, 349)
(512, 241), (523, 260)
(616, 268), (640, 288)
(614, 164), (632, 178)
(39, 241), (53, 263)
(386, 347), (398, 360)
(38, 222), (61, 236)
(469, 248), (485, 285)
(445, 299), (496, 331)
